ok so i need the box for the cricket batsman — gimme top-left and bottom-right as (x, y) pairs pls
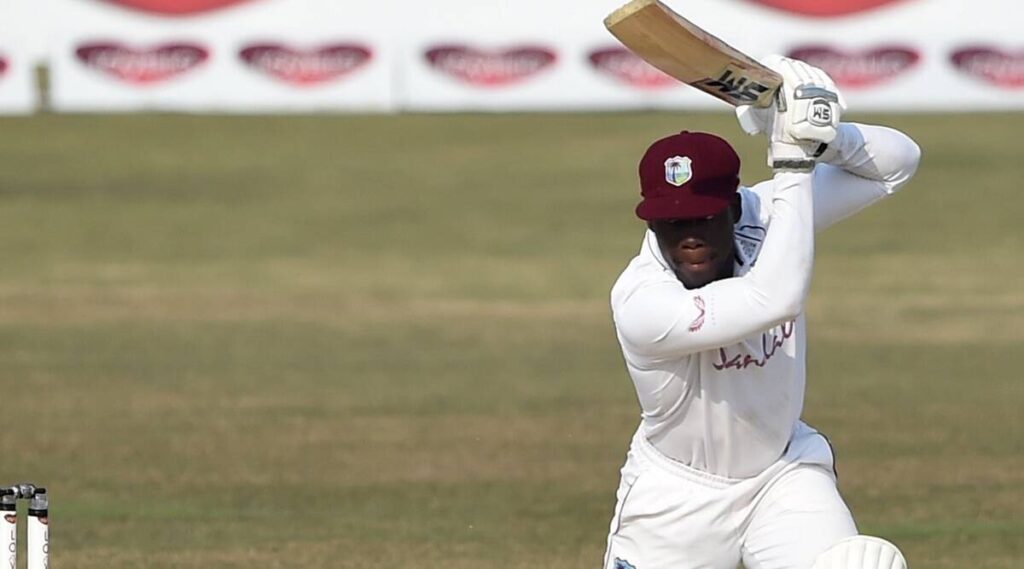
(603, 56), (921, 569)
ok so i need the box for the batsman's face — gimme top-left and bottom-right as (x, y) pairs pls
(651, 207), (736, 289)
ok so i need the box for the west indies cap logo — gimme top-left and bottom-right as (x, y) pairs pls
(665, 156), (693, 187)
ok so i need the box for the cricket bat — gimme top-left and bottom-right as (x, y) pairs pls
(604, 0), (782, 108)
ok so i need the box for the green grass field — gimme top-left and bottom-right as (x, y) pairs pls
(0, 112), (1020, 568)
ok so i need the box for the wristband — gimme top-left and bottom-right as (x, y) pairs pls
(772, 159), (816, 172)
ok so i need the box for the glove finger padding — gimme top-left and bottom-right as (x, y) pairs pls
(734, 53), (790, 136)
(734, 55), (844, 138)
(745, 55), (846, 171)
(775, 57), (845, 145)
(735, 104), (769, 136)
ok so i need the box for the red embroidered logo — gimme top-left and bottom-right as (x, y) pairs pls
(713, 321), (795, 370)
(688, 296), (706, 332)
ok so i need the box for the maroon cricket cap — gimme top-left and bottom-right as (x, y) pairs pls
(635, 131), (741, 221)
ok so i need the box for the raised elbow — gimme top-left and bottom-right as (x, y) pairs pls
(770, 282), (807, 322)
(903, 137), (922, 181)
(775, 297), (805, 323)
(748, 278), (808, 325)
(888, 134), (923, 191)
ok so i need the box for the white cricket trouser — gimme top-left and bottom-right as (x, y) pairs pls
(603, 422), (857, 569)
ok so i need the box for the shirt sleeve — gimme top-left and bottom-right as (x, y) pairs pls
(812, 122), (922, 232)
(613, 172), (814, 363)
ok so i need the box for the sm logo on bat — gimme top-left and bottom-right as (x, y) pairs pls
(695, 65), (773, 106)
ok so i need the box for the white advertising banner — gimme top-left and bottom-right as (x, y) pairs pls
(0, 0), (47, 113)
(48, 0), (395, 113)
(24, 0), (1024, 112)
(4, 0), (53, 64)
(389, 0), (1024, 112)
(0, 42), (37, 114)
(737, 0), (1024, 111)
(397, 0), (720, 112)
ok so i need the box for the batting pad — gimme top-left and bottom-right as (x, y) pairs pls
(811, 535), (908, 569)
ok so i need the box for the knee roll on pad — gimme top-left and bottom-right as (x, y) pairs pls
(811, 535), (907, 569)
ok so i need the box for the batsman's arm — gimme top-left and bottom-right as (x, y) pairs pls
(613, 172), (814, 363)
(810, 123), (922, 232)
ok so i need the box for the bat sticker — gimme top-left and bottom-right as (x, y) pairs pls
(695, 65), (773, 105)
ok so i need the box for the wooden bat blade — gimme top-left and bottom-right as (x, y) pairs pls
(604, 0), (781, 107)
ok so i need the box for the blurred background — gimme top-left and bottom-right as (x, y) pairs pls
(1, 0), (1021, 567)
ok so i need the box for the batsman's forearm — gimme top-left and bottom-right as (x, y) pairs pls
(744, 171), (815, 322)
(823, 123), (922, 192)
(808, 123), (922, 232)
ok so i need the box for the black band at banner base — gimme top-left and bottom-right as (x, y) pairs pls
(28, 509), (48, 517)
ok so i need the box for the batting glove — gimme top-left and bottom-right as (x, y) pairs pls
(736, 55), (846, 172)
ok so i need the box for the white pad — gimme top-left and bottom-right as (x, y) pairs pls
(811, 536), (907, 569)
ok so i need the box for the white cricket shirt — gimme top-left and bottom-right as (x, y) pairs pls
(611, 123), (921, 478)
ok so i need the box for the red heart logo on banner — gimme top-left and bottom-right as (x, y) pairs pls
(746, 0), (905, 17)
(76, 43), (210, 84)
(786, 46), (920, 87)
(239, 44), (373, 86)
(950, 48), (1024, 88)
(0, 56), (7, 77)
(425, 45), (557, 87)
(100, 0), (251, 16)
(589, 47), (676, 89)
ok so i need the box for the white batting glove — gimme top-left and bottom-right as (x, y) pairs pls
(736, 55), (846, 171)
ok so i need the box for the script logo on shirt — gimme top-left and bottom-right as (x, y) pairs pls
(713, 321), (795, 371)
